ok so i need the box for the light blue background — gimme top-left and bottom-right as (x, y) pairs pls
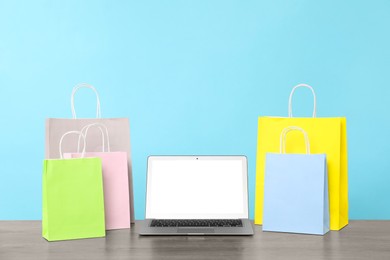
(1, 1), (389, 220)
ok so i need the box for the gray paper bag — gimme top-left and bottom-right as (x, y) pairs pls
(45, 84), (135, 224)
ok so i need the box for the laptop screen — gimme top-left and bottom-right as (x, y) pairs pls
(145, 156), (248, 219)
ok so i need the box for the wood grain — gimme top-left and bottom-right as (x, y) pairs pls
(0, 221), (389, 260)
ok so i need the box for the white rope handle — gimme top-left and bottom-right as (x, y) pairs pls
(77, 125), (105, 153)
(288, 83), (317, 118)
(279, 126), (310, 154)
(59, 131), (86, 159)
(71, 83), (101, 119)
(77, 123), (111, 153)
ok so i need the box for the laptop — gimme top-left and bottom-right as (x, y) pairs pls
(139, 155), (254, 235)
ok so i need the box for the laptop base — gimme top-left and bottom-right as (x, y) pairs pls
(139, 219), (254, 236)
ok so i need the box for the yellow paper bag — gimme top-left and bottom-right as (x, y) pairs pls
(254, 84), (348, 231)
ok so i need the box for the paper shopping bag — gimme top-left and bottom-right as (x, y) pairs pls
(255, 84), (348, 230)
(64, 123), (130, 230)
(42, 131), (105, 241)
(262, 126), (329, 235)
(45, 83), (135, 224)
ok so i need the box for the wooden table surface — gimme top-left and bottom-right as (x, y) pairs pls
(1, 220), (389, 260)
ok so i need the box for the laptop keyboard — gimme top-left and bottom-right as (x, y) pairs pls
(150, 219), (243, 227)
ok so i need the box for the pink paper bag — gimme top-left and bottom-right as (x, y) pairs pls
(64, 152), (130, 230)
(64, 123), (130, 230)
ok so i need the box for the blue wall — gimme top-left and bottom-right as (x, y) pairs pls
(1, 1), (389, 220)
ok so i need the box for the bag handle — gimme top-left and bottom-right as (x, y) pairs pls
(77, 123), (111, 153)
(71, 83), (101, 119)
(279, 126), (310, 154)
(288, 83), (317, 118)
(59, 131), (86, 159)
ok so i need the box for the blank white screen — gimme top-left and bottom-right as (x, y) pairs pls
(145, 157), (248, 219)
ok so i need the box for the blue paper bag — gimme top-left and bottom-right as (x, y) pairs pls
(262, 126), (329, 235)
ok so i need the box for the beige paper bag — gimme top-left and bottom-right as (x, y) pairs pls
(45, 84), (135, 224)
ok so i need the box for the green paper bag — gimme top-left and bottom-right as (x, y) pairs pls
(42, 131), (105, 241)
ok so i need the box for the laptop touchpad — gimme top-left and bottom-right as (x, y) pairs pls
(177, 228), (215, 233)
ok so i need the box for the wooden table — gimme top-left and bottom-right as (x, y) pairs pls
(1, 221), (389, 259)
